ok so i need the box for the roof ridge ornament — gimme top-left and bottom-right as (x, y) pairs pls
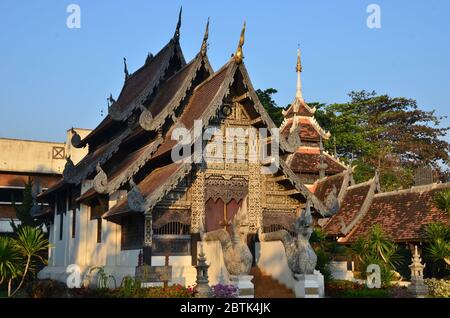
(63, 155), (76, 182)
(128, 179), (146, 212)
(145, 52), (154, 64)
(123, 57), (129, 80)
(200, 18), (209, 57)
(234, 21), (246, 64)
(138, 105), (154, 131)
(317, 136), (328, 179)
(295, 46), (304, 101)
(108, 94), (116, 105)
(70, 127), (81, 148)
(93, 163), (108, 194)
(174, 6), (182, 41)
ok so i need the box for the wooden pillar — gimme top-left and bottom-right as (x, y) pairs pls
(143, 214), (152, 266)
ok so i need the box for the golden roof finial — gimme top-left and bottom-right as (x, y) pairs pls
(296, 46), (302, 73)
(174, 6), (182, 41)
(295, 45), (303, 100)
(234, 21), (246, 64)
(200, 18), (209, 57)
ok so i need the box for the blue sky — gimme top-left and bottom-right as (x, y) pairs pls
(0, 0), (449, 143)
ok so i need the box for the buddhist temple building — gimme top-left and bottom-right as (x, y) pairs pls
(34, 13), (449, 288)
(35, 16), (332, 286)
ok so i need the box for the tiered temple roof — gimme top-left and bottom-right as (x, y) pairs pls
(36, 15), (449, 244)
(282, 48), (347, 183)
(38, 17), (331, 222)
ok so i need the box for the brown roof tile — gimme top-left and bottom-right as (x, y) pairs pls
(324, 183), (372, 236)
(112, 41), (178, 114)
(346, 184), (450, 242)
(149, 59), (196, 118)
(282, 120), (319, 141)
(79, 40), (181, 147)
(289, 148), (346, 175)
(284, 100), (314, 117)
(103, 162), (183, 219)
(153, 62), (231, 157)
(314, 172), (346, 203)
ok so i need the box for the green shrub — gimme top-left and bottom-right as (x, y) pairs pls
(339, 288), (389, 298)
(325, 280), (364, 297)
(30, 279), (69, 298)
(350, 225), (403, 285)
(145, 284), (196, 298)
(424, 278), (450, 298)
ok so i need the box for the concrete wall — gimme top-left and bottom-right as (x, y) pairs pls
(0, 128), (90, 175)
(0, 128), (91, 234)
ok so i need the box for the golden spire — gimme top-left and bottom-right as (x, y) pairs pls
(174, 6), (182, 41)
(296, 47), (303, 100)
(234, 22), (246, 64)
(200, 18), (209, 57)
(296, 47), (302, 73)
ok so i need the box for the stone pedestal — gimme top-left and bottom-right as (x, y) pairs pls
(408, 277), (428, 298)
(408, 245), (428, 298)
(230, 275), (254, 298)
(294, 271), (324, 298)
(329, 261), (354, 281)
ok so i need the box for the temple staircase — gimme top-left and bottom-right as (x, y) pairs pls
(250, 266), (295, 298)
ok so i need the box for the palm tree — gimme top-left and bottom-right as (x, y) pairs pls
(8, 226), (50, 297)
(0, 237), (21, 292)
(424, 222), (450, 276)
(350, 225), (402, 284)
(434, 189), (450, 215)
(365, 225), (402, 269)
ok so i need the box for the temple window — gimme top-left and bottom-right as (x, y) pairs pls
(121, 214), (144, 250)
(96, 218), (102, 243)
(0, 187), (24, 204)
(152, 208), (191, 256)
(71, 209), (76, 239)
(59, 213), (63, 240)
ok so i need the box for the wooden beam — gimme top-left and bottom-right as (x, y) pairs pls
(267, 175), (289, 182)
(250, 117), (263, 125)
(232, 92), (249, 103)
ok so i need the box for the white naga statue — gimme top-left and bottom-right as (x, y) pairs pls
(258, 200), (317, 275)
(200, 207), (253, 276)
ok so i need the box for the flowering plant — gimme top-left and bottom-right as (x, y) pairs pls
(145, 284), (197, 298)
(211, 284), (238, 298)
(424, 278), (450, 298)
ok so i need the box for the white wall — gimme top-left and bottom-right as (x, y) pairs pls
(256, 241), (296, 289)
(0, 128), (90, 175)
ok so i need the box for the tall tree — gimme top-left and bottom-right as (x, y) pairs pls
(256, 88), (284, 126)
(316, 90), (450, 190)
(10, 178), (42, 232)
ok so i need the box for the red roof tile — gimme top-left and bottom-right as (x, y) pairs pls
(149, 59), (197, 118)
(289, 149), (346, 175)
(314, 172), (346, 203)
(324, 183), (372, 236)
(79, 40), (181, 147)
(345, 184), (450, 242)
(153, 62), (231, 157)
(283, 100), (315, 117)
(103, 162), (183, 219)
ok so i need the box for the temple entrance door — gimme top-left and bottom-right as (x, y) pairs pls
(205, 198), (242, 235)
